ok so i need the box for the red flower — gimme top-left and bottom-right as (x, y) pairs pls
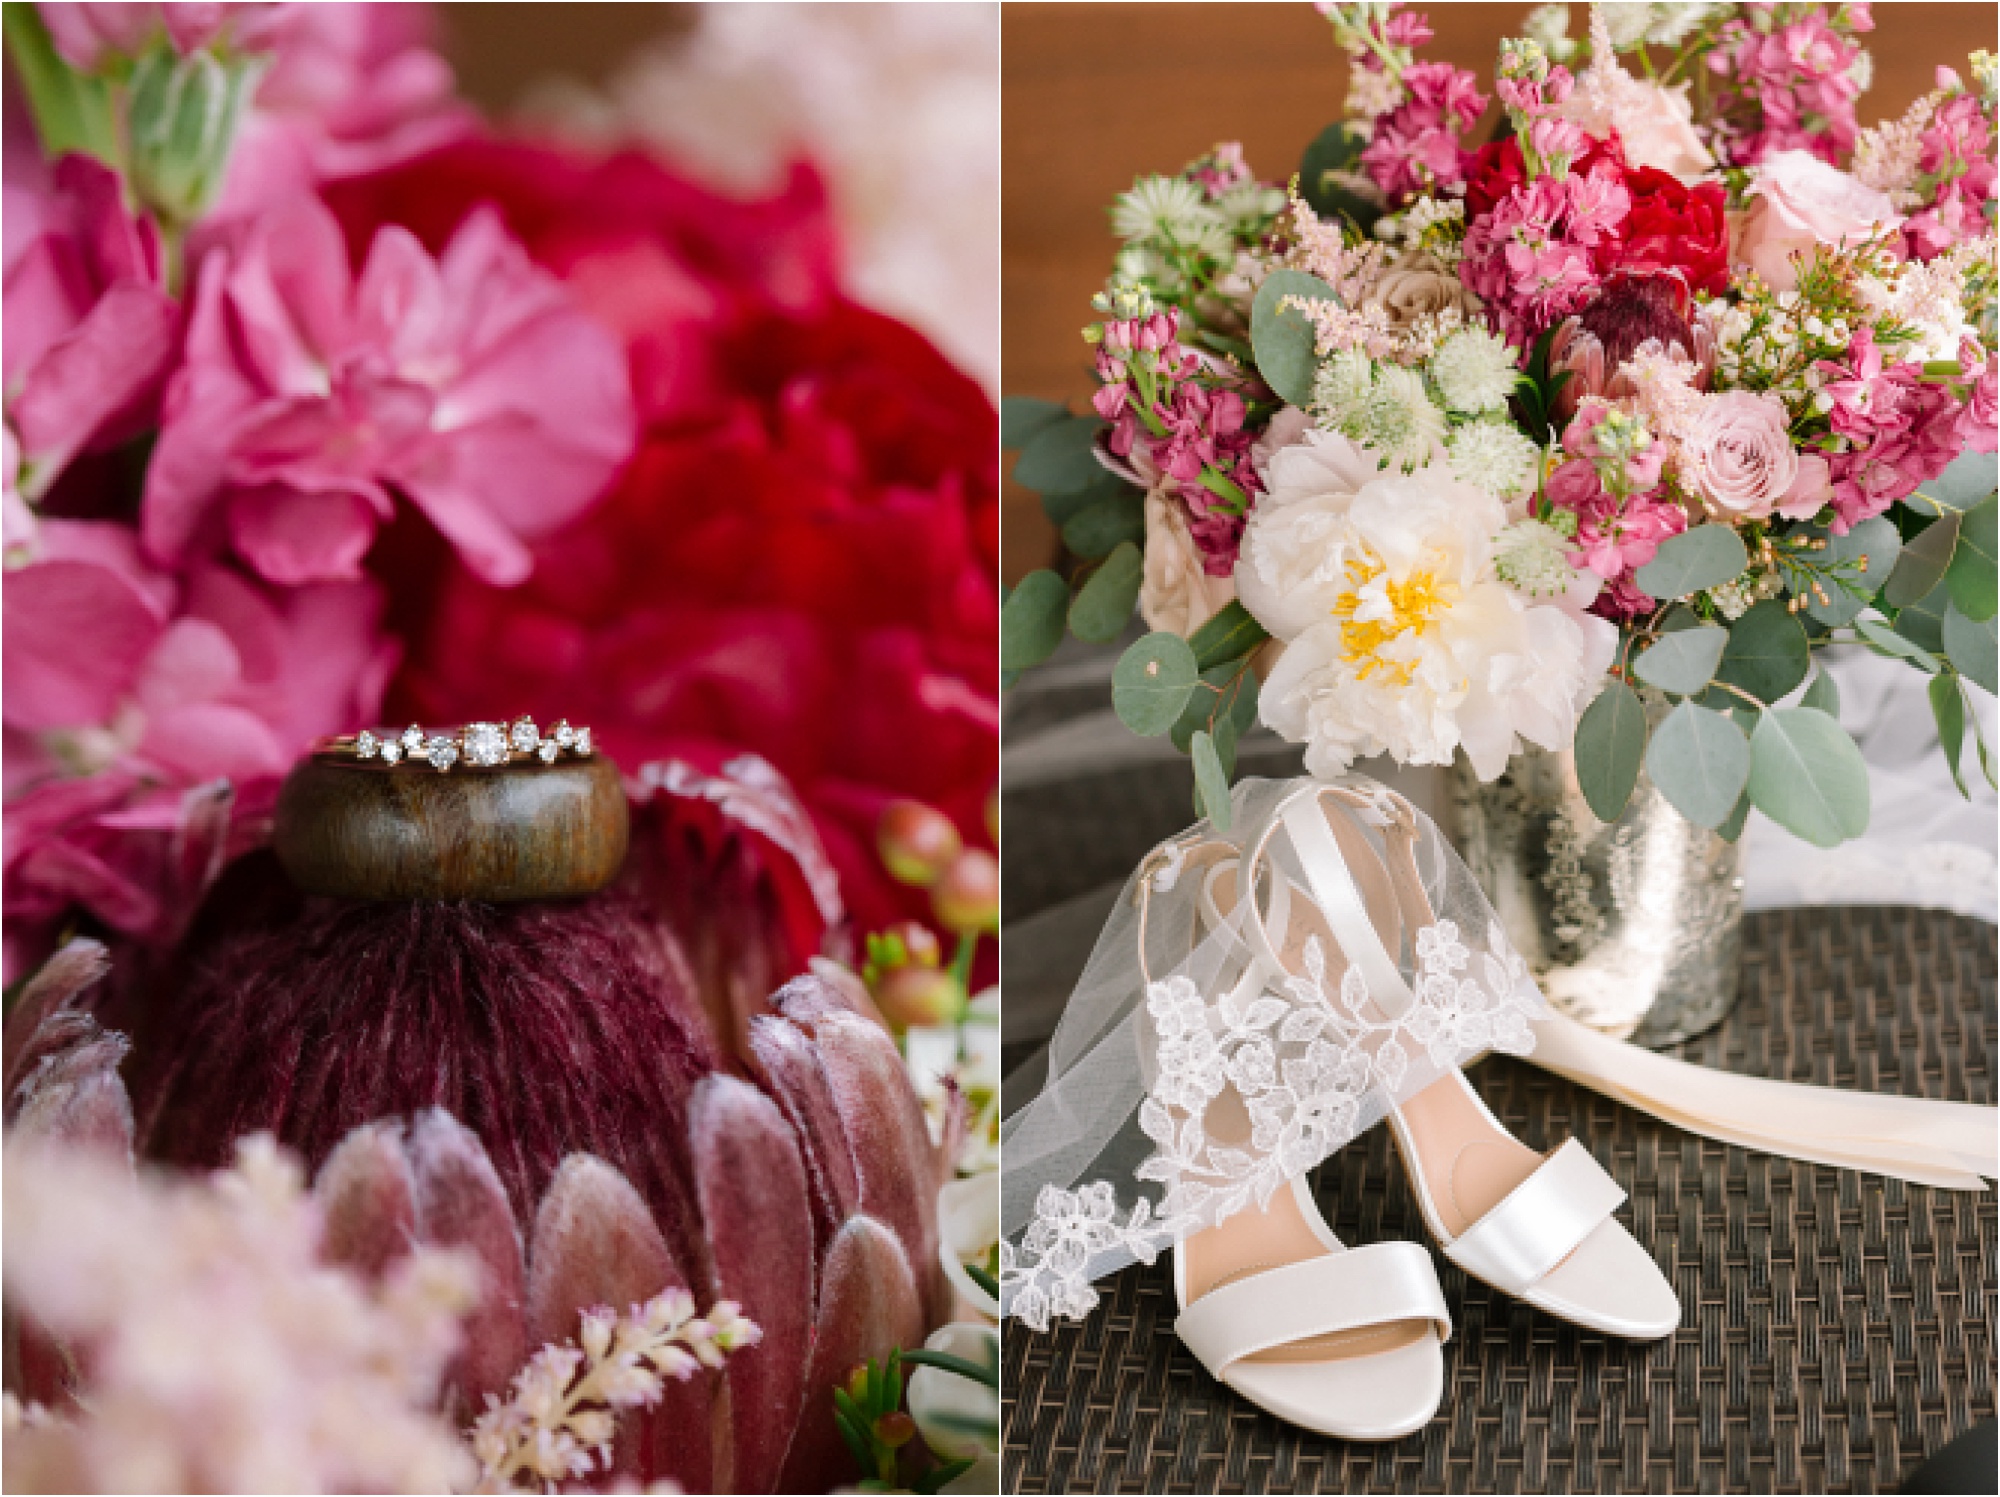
(322, 141), (998, 958)
(1600, 164), (1729, 298)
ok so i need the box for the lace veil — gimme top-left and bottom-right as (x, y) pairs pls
(999, 773), (1549, 1329)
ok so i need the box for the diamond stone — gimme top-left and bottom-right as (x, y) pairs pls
(552, 719), (576, 749)
(355, 730), (379, 759)
(425, 734), (459, 771)
(463, 722), (508, 767)
(509, 717), (540, 754)
(537, 740), (560, 763)
(574, 726), (592, 756)
(380, 740), (404, 765)
(400, 725), (425, 754)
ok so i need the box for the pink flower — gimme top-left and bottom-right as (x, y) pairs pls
(1680, 391), (1830, 521)
(34, 2), (291, 70)
(1901, 93), (1996, 261)
(1814, 327), (1966, 531)
(143, 196), (636, 587)
(1709, 9), (1869, 166)
(2, 155), (178, 501)
(1963, 339), (1998, 455)
(1545, 452), (1686, 590)
(1736, 150), (1902, 293)
(1361, 60), (1486, 204)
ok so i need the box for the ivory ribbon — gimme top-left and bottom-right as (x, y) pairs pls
(1527, 1009), (1998, 1191)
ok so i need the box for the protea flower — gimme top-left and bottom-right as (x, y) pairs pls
(1548, 272), (1717, 421)
(4, 759), (950, 1494)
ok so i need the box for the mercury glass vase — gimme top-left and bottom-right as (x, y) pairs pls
(1443, 722), (1744, 1048)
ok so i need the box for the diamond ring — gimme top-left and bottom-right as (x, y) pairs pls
(317, 717), (594, 772)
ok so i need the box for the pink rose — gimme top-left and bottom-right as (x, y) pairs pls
(1737, 149), (1902, 292)
(1681, 391), (1830, 521)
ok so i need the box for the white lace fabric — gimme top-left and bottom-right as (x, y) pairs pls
(1000, 775), (1547, 1331)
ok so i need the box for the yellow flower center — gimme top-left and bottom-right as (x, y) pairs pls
(1329, 554), (1458, 685)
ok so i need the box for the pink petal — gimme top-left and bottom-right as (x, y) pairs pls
(315, 1121), (419, 1280)
(227, 482), (381, 583)
(393, 450), (541, 587)
(11, 280), (178, 492)
(1, 235), (93, 386)
(746, 1013), (862, 1258)
(526, 1154), (713, 1492)
(1, 557), (164, 729)
(408, 1108), (527, 1414)
(142, 263), (264, 565)
(136, 702), (288, 784)
(1, 938), (109, 1094)
(353, 223), (444, 360)
(226, 198), (357, 392)
(689, 1076), (813, 1496)
(7, 1030), (134, 1158)
(775, 1216), (924, 1493)
(133, 617), (243, 714)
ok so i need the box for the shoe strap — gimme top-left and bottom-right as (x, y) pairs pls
(1174, 1241), (1451, 1375)
(1442, 1139), (1627, 1295)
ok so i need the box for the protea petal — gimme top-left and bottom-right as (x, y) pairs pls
(776, 1215), (924, 1493)
(690, 1076), (813, 1496)
(812, 1013), (950, 1321)
(315, 1121), (419, 1279)
(3, 938), (110, 1095)
(746, 1014), (862, 1258)
(408, 1108), (526, 1414)
(526, 1153), (712, 1493)
(7, 1031), (133, 1159)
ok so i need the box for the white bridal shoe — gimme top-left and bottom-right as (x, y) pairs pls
(1232, 785), (1680, 1342)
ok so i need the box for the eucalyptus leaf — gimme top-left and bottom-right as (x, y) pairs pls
(1298, 122), (1380, 229)
(1945, 496), (1997, 622)
(1929, 672), (1970, 798)
(1942, 598), (1998, 694)
(1747, 707), (1870, 849)
(1014, 415), (1108, 495)
(1171, 663), (1258, 753)
(1856, 612), (1942, 671)
(999, 570), (1069, 671)
(1061, 494), (1147, 559)
(1644, 701), (1752, 830)
(1040, 466), (1134, 527)
(1800, 665), (1840, 719)
(1716, 793), (1752, 843)
(1001, 396), (1068, 449)
(1798, 517), (1900, 626)
(1068, 541), (1144, 643)
(1250, 269), (1337, 409)
(1884, 513), (1961, 608)
(1188, 600), (1272, 671)
(1633, 525), (1749, 601)
(1191, 730), (1233, 831)
(1573, 679), (1648, 823)
(1632, 625), (1728, 696)
(1715, 600), (1811, 702)
(1893, 580), (1951, 654)
(1914, 449), (1999, 514)
(1112, 632), (1199, 736)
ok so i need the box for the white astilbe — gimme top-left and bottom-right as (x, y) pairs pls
(1, 1135), (478, 1495)
(471, 1290), (761, 1492)
(1850, 90), (1941, 206)
(1428, 326), (1520, 414)
(1447, 422), (1542, 503)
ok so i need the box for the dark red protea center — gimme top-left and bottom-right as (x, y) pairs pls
(1575, 272), (1696, 371)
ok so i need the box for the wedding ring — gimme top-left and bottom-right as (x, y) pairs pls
(315, 716), (594, 772)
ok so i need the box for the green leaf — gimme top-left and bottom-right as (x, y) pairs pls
(1800, 664), (1840, 718)
(1644, 701), (1752, 830)
(1913, 449), (1999, 514)
(1930, 672), (1970, 798)
(1170, 664), (1259, 754)
(1716, 792), (1752, 843)
(1061, 494), (1147, 559)
(1001, 396), (1068, 449)
(1970, 704), (1999, 791)
(1014, 415), (1107, 495)
(1298, 121), (1380, 229)
(1942, 598), (1999, 694)
(1884, 513), (1961, 607)
(999, 570), (1070, 671)
(1191, 730), (1232, 831)
(1799, 517), (1901, 626)
(1067, 541), (1143, 643)
(1188, 600), (1271, 671)
(1893, 580), (1951, 654)
(1573, 678), (1648, 823)
(1714, 600), (1811, 702)
(1855, 611), (1942, 672)
(1632, 525), (1749, 601)
(1747, 707), (1870, 849)
(1945, 496), (1997, 622)
(1, 4), (120, 167)
(1250, 269), (1337, 409)
(1112, 632), (1199, 736)
(1632, 625), (1728, 696)
(1040, 466), (1133, 527)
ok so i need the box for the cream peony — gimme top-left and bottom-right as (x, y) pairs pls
(1235, 435), (1616, 780)
(1737, 150), (1903, 293)
(1139, 486), (1237, 636)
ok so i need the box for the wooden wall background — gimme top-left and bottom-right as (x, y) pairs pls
(1000, 1), (2000, 583)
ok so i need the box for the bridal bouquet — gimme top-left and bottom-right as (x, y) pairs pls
(1003, 1), (1997, 847)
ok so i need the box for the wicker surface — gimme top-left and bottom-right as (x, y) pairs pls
(1003, 904), (1997, 1494)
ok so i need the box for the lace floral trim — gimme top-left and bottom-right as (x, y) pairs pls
(1003, 916), (1540, 1330)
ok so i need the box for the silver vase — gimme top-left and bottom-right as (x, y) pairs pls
(1442, 719), (1744, 1047)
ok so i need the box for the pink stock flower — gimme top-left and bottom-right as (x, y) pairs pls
(1901, 93), (1997, 261)
(2, 155), (178, 502)
(1462, 167), (1628, 343)
(142, 196), (636, 587)
(1814, 327), (1967, 531)
(1709, 7), (1871, 166)
(1360, 61), (1487, 205)
(1964, 339), (1998, 455)
(33, 2), (290, 70)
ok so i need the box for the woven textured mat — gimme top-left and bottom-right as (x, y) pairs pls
(1003, 904), (1998, 1494)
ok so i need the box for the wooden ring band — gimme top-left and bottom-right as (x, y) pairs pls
(273, 751), (629, 902)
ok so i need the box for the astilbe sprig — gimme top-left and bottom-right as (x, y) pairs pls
(470, 1291), (761, 1493)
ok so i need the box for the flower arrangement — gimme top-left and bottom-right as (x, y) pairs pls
(1003, 1), (1997, 848)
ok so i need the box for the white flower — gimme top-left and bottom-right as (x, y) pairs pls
(1237, 455), (1617, 780)
(1312, 349), (1377, 430)
(1359, 364), (1448, 472)
(1446, 421), (1541, 502)
(1112, 175), (1221, 246)
(1428, 326), (1520, 415)
(1492, 517), (1585, 598)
